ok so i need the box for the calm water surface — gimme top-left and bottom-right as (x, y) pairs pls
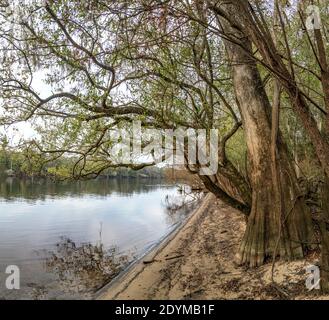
(0, 177), (198, 299)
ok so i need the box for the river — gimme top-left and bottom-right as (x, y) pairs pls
(0, 177), (199, 299)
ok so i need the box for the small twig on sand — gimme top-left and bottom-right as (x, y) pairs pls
(143, 259), (158, 264)
(165, 254), (185, 261)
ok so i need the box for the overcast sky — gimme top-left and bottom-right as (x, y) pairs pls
(1, 70), (53, 146)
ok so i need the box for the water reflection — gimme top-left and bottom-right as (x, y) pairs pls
(0, 177), (170, 202)
(0, 177), (201, 299)
(34, 192), (202, 299)
(37, 237), (135, 298)
(163, 190), (203, 225)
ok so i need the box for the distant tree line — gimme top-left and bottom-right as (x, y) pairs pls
(0, 137), (164, 179)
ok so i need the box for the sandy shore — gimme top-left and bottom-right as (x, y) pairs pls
(98, 194), (328, 300)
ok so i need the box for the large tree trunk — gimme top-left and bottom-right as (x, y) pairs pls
(319, 178), (329, 293)
(222, 20), (313, 267)
(226, 0), (329, 179)
(314, 24), (329, 285)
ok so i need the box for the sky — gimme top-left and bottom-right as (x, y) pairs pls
(0, 70), (53, 146)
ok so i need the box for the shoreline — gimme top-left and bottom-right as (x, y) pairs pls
(97, 194), (328, 300)
(96, 193), (213, 300)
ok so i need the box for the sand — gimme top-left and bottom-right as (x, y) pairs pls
(98, 194), (328, 300)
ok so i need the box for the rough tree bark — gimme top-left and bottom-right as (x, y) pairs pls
(319, 178), (329, 293)
(225, 0), (329, 288)
(217, 5), (313, 267)
(229, 0), (329, 179)
(312, 17), (329, 294)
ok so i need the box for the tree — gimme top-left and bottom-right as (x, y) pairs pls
(208, 1), (312, 266)
(0, 0), (252, 212)
(0, 134), (10, 172)
(0, 0), (327, 276)
(212, 0), (329, 289)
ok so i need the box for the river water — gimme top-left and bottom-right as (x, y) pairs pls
(0, 177), (199, 299)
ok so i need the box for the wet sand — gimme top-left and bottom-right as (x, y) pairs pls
(98, 194), (328, 300)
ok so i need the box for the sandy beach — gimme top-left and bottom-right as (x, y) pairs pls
(98, 194), (327, 300)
